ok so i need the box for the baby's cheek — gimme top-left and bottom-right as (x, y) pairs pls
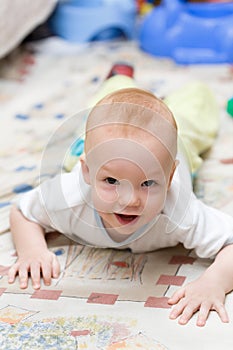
(145, 191), (166, 216)
(93, 188), (118, 211)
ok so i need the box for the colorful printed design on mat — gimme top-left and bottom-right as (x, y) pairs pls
(49, 243), (190, 302)
(107, 333), (168, 349)
(64, 245), (147, 282)
(0, 315), (168, 349)
(0, 305), (38, 324)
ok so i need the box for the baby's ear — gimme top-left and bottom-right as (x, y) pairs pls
(168, 159), (179, 189)
(80, 155), (91, 184)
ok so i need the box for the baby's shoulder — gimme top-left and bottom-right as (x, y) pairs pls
(41, 164), (90, 212)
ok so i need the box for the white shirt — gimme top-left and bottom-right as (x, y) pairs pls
(17, 153), (233, 259)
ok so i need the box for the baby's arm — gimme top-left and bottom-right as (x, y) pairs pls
(168, 244), (233, 326)
(8, 205), (60, 289)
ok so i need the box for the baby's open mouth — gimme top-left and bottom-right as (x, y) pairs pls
(115, 213), (139, 225)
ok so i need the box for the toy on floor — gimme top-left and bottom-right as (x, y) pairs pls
(49, 0), (137, 42)
(227, 97), (233, 117)
(139, 0), (233, 64)
(136, 0), (159, 15)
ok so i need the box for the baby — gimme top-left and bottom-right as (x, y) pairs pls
(8, 68), (233, 327)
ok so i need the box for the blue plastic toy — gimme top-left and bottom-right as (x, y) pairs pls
(139, 0), (233, 64)
(49, 0), (137, 42)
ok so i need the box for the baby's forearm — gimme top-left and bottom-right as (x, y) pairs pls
(9, 205), (60, 289)
(10, 205), (47, 256)
(202, 244), (233, 294)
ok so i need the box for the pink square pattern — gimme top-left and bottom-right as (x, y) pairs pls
(31, 289), (62, 300)
(144, 296), (171, 309)
(156, 274), (186, 286)
(87, 292), (118, 305)
(71, 330), (91, 337)
(169, 255), (196, 265)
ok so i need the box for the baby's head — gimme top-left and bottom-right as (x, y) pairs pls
(81, 88), (178, 236)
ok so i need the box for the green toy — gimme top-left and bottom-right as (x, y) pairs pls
(227, 97), (233, 117)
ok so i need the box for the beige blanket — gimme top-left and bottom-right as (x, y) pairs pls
(0, 0), (56, 58)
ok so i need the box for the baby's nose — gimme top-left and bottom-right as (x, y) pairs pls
(117, 180), (140, 208)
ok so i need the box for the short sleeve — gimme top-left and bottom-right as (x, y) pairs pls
(16, 187), (55, 232)
(180, 197), (233, 258)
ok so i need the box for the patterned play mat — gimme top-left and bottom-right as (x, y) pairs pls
(0, 40), (233, 349)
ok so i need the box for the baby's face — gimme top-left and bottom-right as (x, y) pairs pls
(81, 126), (176, 236)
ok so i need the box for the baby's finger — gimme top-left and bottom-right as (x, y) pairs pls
(30, 262), (42, 289)
(178, 302), (200, 325)
(169, 299), (187, 320)
(18, 266), (29, 289)
(196, 302), (212, 327)
(8, 264), (19, 284)
(52, 255), (60, 279)
(214, 302), (229, 323)
(41, 261), (52, 286)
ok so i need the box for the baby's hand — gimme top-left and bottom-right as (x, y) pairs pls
(8, 249), (60, 290)
(168, 277), (229, 326)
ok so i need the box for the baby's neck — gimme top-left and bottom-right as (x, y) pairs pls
(105, 226), (134, 243)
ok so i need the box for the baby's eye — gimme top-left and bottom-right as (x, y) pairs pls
(142, 180), (156, 187)
(105, 177), (120, 185)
